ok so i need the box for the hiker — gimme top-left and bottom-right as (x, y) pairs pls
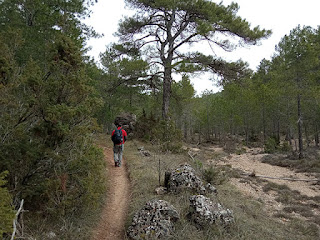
(111, 122), (127, 167)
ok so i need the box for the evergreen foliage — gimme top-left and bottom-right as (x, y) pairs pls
(0, 0), (106, 238)
(189, 25), (320, 154)
(0, 171), (14, 237)
(135, 111), (182, 152)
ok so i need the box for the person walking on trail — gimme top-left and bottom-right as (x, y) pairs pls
(111, 123), (127, 167)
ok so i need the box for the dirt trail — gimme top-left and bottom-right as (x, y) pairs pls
(92, 147), (130, 240)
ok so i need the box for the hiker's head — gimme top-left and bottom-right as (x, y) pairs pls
(115, 121), (122, 127)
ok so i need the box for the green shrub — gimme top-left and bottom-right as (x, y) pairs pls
(281, 141), (291, 152)
(202, 166), (228, 185)
(0, 171), (14, 237)
(194, 159), (203, 170)
(264, 137), (278, 153)
(135, 113), (182, 152)
(235, 147), (246, 155)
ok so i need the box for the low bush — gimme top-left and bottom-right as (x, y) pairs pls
(0, 171), (14, 238)
(264, 137), (278, 153)
(202, 165), (231, 185)
(135, 113), (183, 153)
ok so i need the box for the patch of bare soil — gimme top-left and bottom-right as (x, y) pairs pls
(210, 146), (320, 218)
(92, 147), (130, 240)
(221, 149), (319, 197)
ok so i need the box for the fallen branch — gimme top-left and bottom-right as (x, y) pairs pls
(188, 151), (196, 161)
(11, 199), (24, 240)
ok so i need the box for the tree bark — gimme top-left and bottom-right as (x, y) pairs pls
(262, 107), (266, 143)
(161, 11), (175, 120)
(297, 94), (303, 159)
(162, 65), (172, 120)
(304, 124), (309, 147)
(277, 118), (280, 144)
(315, 124), (319, 147)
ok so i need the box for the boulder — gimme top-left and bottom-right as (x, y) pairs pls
(188, 195), (234, 227)
(165, 164), (206, 194)
(114, 113), (136, 135)
(127, 200), (180, 239)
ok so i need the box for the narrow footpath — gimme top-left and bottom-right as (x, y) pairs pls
(92, 146), (130, 240)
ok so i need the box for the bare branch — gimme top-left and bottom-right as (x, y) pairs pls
(172, 33), (198, 52)
(11, 199), (24, 240)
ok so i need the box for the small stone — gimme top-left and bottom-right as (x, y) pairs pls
(46, 231), (56, 239)
(155, 187), (167, 195)
(141, 150), (151, 157)
(206, 183), (217, 194)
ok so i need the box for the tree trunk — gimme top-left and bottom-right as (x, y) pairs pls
(161, 11), (175, 121)
(315, 124), (319, 147)
(244, 117), (249, 146)
(297, 94), (303, 159)
(304, 124), (309, 147)
(198, 123), (201, 143)
(262, 109), (266, 143)
(277, 119), (280, 144)
(162, 65), (172, 120)
(285, 99), (292, 145)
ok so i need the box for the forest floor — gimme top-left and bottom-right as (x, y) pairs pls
(204, 146), (320, 221)
(91, 140), (320, 240)
(91, 146), (130, 240)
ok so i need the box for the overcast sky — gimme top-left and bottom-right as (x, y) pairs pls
(84, 0), (320, 94)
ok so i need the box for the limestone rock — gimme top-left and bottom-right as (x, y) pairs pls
(189, 195), (234, 227)
(166, 164), (206, 194)
(46, 232), (56, 239)
(141, 150), (151, 157)
(205, 183), (217, 194)
(114, 113), (136, 134)
(127, 200), (180, 239)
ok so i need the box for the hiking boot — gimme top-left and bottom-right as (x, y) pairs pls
(115, 162), (118, 167)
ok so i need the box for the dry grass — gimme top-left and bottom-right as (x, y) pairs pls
(261, 148), (320, 175)
(124, 140), (320, 240)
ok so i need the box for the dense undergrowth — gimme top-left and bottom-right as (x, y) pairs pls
(124, 140), (320, 239)
(19, 140), (107, 240)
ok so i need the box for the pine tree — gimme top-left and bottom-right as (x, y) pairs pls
(117, 0), (271, 119)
